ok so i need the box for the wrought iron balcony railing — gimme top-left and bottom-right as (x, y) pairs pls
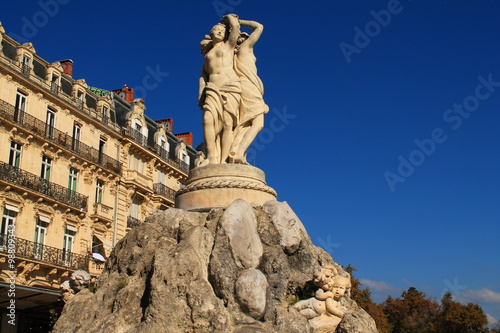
(0, 99), (121, 174)
(50, 81), (60, 94)
(123, 126), (149, 146)
(0, 162), (88, 211)
(21, 64), (31, 76)
(0, 234), (89, 271)
(123, 126), (189, 174)
(153, 183), (176, 201)
(127, 216), (142, 229)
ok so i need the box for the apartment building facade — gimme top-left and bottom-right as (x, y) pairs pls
(0, 23), (199, 331)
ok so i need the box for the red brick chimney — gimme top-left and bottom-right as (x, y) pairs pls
(59, 59), (74, 76)
(112, 84), (134, 102)
(155, 118), (173, 133)
(175, 132), (193, 146)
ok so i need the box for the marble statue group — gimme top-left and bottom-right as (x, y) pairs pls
(198, 14), (269, 165)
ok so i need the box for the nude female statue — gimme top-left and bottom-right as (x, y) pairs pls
(199, 14), (241, 165)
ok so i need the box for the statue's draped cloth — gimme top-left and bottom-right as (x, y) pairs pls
(202, 80), (241, 135)
(234, 56), (269, 124)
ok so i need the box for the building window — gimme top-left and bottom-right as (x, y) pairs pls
(95, 180), (104, 203)
(129, 155), (144, 174)
(21, 54), (30, 75)
(129, 195), (141, 219)
(1, 207), (17, 244)
(14, 90), (27, 122)
(9, 141), (22, 168)
(102, 106), (108, 123)
(72, 122), (81, 151)
(76, 90), (84, 109)
(50, 74), (59, 93)
(158, 137), (169, 159)
(91, 235), (106, 261)
(34, 216), (50, 259)
(40, 155), (52, 180)
(133, 119), (142, 132)
(180, 150), (190, 165)
(62, 226), (76, 265)
(99, 137), (106, 157)
(158, 170), (166, 184)
(45, 108), (56, 139)
(68, 168), (78, 192)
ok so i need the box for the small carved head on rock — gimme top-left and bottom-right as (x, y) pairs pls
(70, 270), (91, 291)
(313, 265), (337, 291)
(332, 276), (351, 301)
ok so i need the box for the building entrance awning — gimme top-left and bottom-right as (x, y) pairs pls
(0, 283), (60, 310)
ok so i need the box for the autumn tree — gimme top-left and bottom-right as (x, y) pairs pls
(434, 291), (489, 333)
(345, 265), (392, 333)
(382, 287), (439, 333)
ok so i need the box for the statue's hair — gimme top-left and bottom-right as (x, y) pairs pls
(236, 32), (250, 47)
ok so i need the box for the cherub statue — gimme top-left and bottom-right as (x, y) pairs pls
(60, 269), (91, 302)
(293, 265), (351, 331)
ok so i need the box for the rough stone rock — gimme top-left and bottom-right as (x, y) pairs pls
(263, 200), (307, 254)
(336, 298), (379, 333)
(235, 268), (268, 319)
(220, 199), (263, 269)
(54, 200), (378, 333)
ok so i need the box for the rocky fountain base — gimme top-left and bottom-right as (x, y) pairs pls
(54, 199), (377, 332)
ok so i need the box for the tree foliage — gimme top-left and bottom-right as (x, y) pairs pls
(383, 287), (439, 333)
(344, 265), (492, 333)
(434, 292), (489, 333)
(345, 265), (392, 333)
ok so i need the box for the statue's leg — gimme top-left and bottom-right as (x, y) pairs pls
(220, 111), (234, 164)
(203, 111), (219, 164)
(233, 114), (264, 164)
(220, 93), (240, 163)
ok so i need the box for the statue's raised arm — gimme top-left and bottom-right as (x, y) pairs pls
(238, 19), (263, 49)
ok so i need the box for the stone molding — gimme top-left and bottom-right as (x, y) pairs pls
(176, 178), (277, 197)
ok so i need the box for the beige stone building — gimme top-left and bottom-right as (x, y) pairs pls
(0, 24), (198, 331)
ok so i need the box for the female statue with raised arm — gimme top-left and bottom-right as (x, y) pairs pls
(199, 14), (241, 165)
(229, 18), (269, 164)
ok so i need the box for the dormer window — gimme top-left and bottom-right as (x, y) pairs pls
(51, 73), (60, 93)
(102, 105), (108, 123)
(21, 54), (31, 76)
(179, 149), (190, 166)
(76, 90), (84, 110)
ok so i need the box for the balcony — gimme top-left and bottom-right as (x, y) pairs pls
(0, 162), (88, 211)
(154, 143), (190, 174)
(90, 203), (114, 226)
(0, 234), (89, 271)
(0, 99), (121, 174)
(127, 216), (142, 229)
(153, 183), (176, 201)
(124, 169), (153, 191)
(123, 126), (189, 174)
(124, 126), (148, 146)
(89, 260), (105, 276)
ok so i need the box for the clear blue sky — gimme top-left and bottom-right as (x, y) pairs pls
(2, 0), (499, 325)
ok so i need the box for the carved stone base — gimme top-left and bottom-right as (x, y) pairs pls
(175, 164), (277, 211)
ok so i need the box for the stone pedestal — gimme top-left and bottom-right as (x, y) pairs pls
(175, 164), (277, 211)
